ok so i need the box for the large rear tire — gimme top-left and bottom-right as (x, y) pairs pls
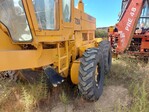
(78, 47), (104, 101)
(99, 40), (112, 74)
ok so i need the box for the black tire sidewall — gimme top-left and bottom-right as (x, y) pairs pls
(94, 50), (105, 100)
(99, 40), (112, 74)
(78, 48), (105, 101)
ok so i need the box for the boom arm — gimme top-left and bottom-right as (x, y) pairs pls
(112, 0), (145, 53)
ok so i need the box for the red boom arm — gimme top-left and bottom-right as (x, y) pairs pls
(110, 0), (145, 53)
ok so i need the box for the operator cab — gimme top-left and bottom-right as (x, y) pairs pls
(0, 0), (72, 43)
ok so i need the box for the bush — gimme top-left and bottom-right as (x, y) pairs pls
(95, 29), (108, 38)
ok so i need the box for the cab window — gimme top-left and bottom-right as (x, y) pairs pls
(32, 0), (59, 30)
(63, 0), (71, 22)
(0, 0), (32, 42)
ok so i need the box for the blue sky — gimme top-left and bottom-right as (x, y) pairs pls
(75, 0), (122, 27)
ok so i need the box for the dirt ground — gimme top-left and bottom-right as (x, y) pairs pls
(48, 84), (131, 112)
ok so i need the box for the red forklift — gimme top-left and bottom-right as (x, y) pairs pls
(109, 0), (149, 60)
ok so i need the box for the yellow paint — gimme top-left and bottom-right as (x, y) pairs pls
(108, 26), (114, 33)
(0, 0), (99, 84)
(95, 38), (103, 43)
(0, 29), (21, 50)
(78, 0), (84, 12)
(71, 60), (80, 84)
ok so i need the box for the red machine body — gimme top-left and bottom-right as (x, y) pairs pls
(109, 0), (149, 57)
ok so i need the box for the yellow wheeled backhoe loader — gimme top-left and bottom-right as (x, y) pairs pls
(0, 0), (111, 101)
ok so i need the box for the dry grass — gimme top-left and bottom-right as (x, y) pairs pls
(59, 91), (69, 105)
(0, 76), (48, 112)
(108, 55), (149, 112)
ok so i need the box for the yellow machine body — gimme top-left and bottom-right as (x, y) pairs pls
(0, 0), (97, 84)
